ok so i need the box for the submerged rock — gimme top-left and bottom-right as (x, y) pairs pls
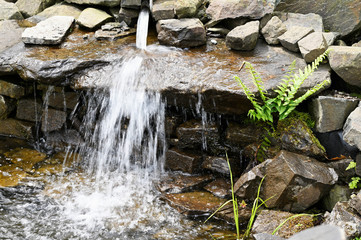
(0, 165), (27, 187)
(156, 18), (206, 48)
(203, 178), (231, 198)
(161, 191), (225, 217)
(4, 148), (47, 172)
(252, 210), (314, 238)
(22, 16), (75, 45)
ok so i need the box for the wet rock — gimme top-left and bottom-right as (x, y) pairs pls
(165, 148), (202, 174)
(175, 0), (203, 18)
(118, 8), (139, 27)
(328, 46), (361, 88)
(254, 233), (285, 240)
(22, 16), (75, 45)
(225, 122), (261, 151)
(0, 118), (34, 139)
(226, 21), (259, 51)
(65, 0), (121, 7)
(0, 165), (27, 187)
(317, 131), (358, 160)
(44, 129), (84, 151)
(34, 151), (80, 176)
(277, 118), (326, 158)
(235, 151), (338, 212)
(0, 20), (24, 53)
(324, 202), (361, 238)
(202, 156), (241, 176)
(343, 106), (361, 151)
(165, 116), (182, 138)
(206, 0), (276, 22)
(349, 191), (361, 216)
(310, 95), (359, 133)
(176, 119), (222, 155)
(43, 91), (79, 110)
(276, 0), (361, 38)
(77, 8), (112, 30)
(278, 26), (314, 52)
(261, 16), (287, 45)
(157, 173), (214, 193)
(95, 27), (136, 40)
(322, 32), (340, 46)
(298, 32), (327, 63)
(0, 79), (25, 99)
(203, 178), (231, 198)
(289, 225), (346, 240)
(36, 3), (82, 19)
(15, 0), (56, 18)
(322, 185), (352, 212)
(16, 98), (42, 122)
(0, 0), (23, 20)
(156, 18), (206, 48)
(41, 108), (67, 132)
(151, 0), (175, 21)
(252, 210), (314, 238)
(5, 148), (47, 172)
(328, 159), (356, 182)
(281, 13), (324, 32)
(0, 95), (15, 119)
(215, 203), (252, 225)
(161, 191), (225, 217)
(121, 0), (141, 8)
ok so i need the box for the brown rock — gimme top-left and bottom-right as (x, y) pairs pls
(165, 148), (202, 173)
(204, 178), (231, 198)
(0, 118), (34, 139)
(157, 173), (214, 193)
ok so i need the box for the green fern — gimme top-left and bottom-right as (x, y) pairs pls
(235, 50), (331, 125)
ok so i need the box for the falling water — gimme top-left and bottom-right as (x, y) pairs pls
(136, 9), (150, 49)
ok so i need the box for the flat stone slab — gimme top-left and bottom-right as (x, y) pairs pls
(77, 7), (112, 30)
(22, 16), (75, 45)
(65, 0), (120, 7)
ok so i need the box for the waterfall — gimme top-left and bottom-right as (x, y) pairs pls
(136, 5), (150, 49)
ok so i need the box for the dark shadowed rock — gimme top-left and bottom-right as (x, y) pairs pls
(324, 202), (361, 238)
(289, 225), (346, 240)
(204, 178), (231, 198)
(45, 129), (84, 151)
(156, 18), (206, 48)
(0, 95), (15, 119)
(65, 0), (120, 7)
(0, 118), (33, 139)
(322, 185), (352, 212)
(157, 173), (214, 193)
(118, 8), (139, 27)
(206, 0), (277, 22)
(310, 94), (359, 133)
(235, 151), (338, 212)
(276, 0), (361, 38)
(202, 156), (241, 176)
(252, 210), (314, 238)
(278, 26), (314, 52)
(0, 0), (23, 20)
(41, 108), (67, 132)
(165, 148), (202, 173)
(317, 131), (358, 159)
(328, 46), (361, 88)
(0, 79), (25, 99)
(16, 98), (42, 122)
(22, 16), (75, 45)
(43, 91), (79, 110)
(225, 122), (262, 151)
(226, 21), (259, 51)
(328, 159), (356, 182)
(357, 154), (361, 177)
(161, 191), (225, 217)
(165, 115), (183, 138)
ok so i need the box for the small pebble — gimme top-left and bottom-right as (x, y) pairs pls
(211, 39), (217, 45)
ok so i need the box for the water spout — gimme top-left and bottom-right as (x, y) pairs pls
(136, 0), (152, 49)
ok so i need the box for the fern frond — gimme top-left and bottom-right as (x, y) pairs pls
(244, 62), (268, 103)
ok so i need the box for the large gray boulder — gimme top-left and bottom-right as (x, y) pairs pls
(0, 0), (23, 20)
(276, 0), (361, 38)
(328, 46), (361, 88)
(156, 18), (206, 48)
(15, 0), (56, 18)
(278, 26), (314, 52)
(36, 3), (82, 19)
(77, 8), (112, 30)
(310, 95), (359, 133)
(235, 150), (338, 212)
(206, 0), (277, 22)
(281, 12), (324, 32)
(65, 0), (120, 7)
(261, 16), (287, 45)
(226, 21), (260, 51)
(324, 202), (361, 238)
(343, 106), (361, 151)
(298, 32), (327, 63)
(22, 16), (75, 45)
(0, 20), (24, 53)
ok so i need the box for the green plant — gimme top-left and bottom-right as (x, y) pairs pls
(235, 50), (331, 127)
(346, 161), (361, 189)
